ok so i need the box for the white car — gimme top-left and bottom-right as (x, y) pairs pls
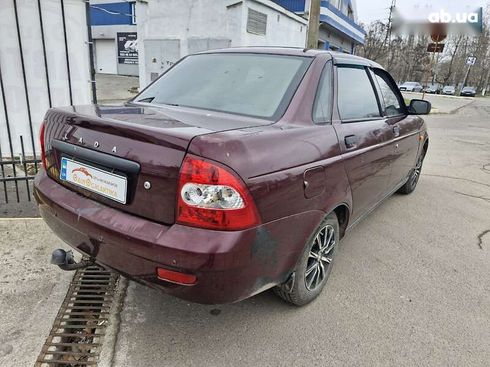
(399, 82), (423, 92)
(442, 86), (456, 95)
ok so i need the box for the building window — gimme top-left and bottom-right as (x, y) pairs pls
(247, 8), (267, 35)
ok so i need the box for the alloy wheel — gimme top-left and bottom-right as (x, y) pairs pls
(305, 224), (336, 291)
(410, 158), (423, 188)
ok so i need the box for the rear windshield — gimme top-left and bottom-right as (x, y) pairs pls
(134, 53), (311, 120)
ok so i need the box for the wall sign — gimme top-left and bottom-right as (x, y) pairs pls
(117, 32), (138, 65)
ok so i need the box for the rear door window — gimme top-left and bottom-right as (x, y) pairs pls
(337, 66), (380, 121)
(373, 69), (405, 117)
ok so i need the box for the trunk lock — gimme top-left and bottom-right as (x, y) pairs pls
(144, 181), (151, 190)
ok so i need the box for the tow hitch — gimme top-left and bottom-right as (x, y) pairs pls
(51, 248), (94, 271)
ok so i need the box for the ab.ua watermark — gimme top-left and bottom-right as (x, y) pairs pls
(428, 9), (482, 24)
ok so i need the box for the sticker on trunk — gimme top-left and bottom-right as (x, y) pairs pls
(60, 157), (127, 204)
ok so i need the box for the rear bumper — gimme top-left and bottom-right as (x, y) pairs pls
(34, 171), (323, 304)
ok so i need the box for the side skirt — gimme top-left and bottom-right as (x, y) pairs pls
(345, 177), (409, 233)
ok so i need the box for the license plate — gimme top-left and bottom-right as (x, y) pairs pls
(60, 157), (127, 204)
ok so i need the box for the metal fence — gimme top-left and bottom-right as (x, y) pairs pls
(0, 0), (96, 206)
(0, 134), (39, 204)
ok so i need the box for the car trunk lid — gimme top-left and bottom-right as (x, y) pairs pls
(43, 104), (269, 224)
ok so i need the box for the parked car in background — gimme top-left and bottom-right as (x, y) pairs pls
(460, 86), (476, 97)
(442, 85), (456, 95)
(424, 83), (441, 94)
(35, 48), (430, 306)
(399, 82), (424, 92)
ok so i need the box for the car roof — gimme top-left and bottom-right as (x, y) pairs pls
(197, 47), (384, 69)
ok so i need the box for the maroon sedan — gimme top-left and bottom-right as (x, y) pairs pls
(35, 48), (430, 306)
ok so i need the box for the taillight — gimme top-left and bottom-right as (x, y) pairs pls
(176, 154), (260, 230)
(39, 120), (47, 170)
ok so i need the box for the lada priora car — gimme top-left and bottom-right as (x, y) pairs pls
(35, 48), (430, 306)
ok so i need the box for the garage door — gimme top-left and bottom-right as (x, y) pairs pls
(95, 39), (117, 74)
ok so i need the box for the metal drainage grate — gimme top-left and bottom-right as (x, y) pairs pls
(36, 264), (119, 366)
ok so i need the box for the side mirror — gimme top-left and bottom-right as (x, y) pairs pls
(408, 99), (431, 115)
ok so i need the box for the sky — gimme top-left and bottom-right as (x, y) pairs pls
(355, 0), (393, 25)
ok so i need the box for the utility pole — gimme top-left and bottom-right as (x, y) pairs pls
(481, 48), (490, 96)
(482, 67), (490, 96)
(385, 0), (396, 69)
(461, 65), (471, 90)
(386, 0), (395, 44)
(461, 55), (476, 92)
(306, 0), (321, 49)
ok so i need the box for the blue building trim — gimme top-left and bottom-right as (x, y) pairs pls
(91, 2), (134, 26)
(320, 13), (364, 44)
(320, 1), (366, 35)
(272, 0), (306, 12)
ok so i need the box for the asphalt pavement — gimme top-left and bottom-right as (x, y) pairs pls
(108, 98), (490, 366)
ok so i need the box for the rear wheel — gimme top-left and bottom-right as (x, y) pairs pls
(398, 153), (424, 194)
(274, 212), (339, 306)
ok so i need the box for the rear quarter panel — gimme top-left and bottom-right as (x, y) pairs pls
(187, 123), (351, 284)
(188, 124), (351, 224)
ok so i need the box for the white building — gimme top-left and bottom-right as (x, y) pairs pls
(90, 0), (138, 76)
(136, 0), (308, 87)
(0, 0), (92, 157)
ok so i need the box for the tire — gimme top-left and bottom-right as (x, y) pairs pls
(398, 152), (424, 195)
(274, 212), (339, 306)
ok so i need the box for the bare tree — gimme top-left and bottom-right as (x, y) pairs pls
(357, 5), (490, 91)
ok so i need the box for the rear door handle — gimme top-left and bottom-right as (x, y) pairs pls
(393, 125), (400, 137)
(345, 135), (358, 149)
